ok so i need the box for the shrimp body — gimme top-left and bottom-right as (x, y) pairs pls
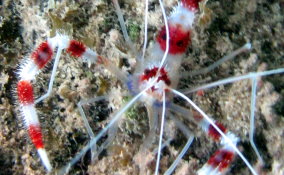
(128, 0), (199, 105)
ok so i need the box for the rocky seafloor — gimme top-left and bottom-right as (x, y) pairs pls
(0, 0), (283, 174)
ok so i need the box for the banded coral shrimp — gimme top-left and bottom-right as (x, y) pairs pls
(1, 0), (283, 175)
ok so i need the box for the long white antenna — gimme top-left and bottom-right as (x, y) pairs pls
(170, 88), (258, 175)
(141, 0), (149, 62)
(155, 91), (166, 175)
(158, 0), (170, 70)
(58, 89), (146, 175)
(58, 67), (168, 174)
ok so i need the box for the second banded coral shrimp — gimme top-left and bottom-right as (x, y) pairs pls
(14, 0), (284, 174)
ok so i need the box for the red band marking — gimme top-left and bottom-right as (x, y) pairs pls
(67, 40), (86, 58)
(31, 41), (53, 69)
(156, 24), (191, 55)
(28, 124), (44, 149)
(17, 80), (34, 105)
(208, 149), (235, 171)
(140, 67), (171, 88)
(208, 122), (227, 141)
(181, 0), (203, 11)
